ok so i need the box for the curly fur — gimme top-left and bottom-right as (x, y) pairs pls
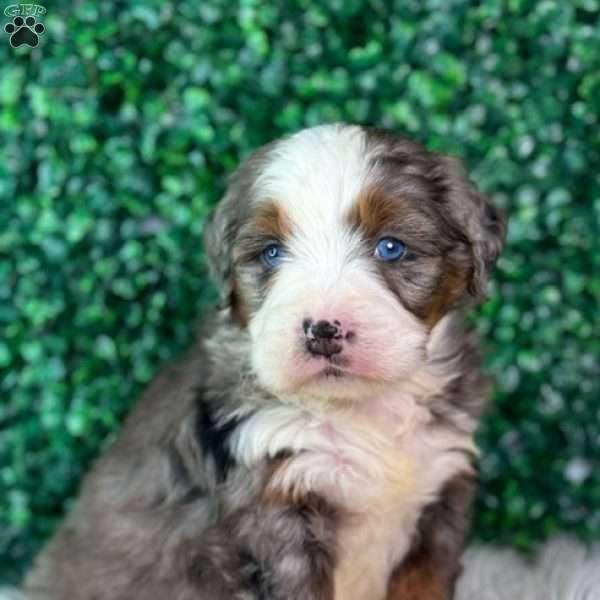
(21, 124), (510, 600)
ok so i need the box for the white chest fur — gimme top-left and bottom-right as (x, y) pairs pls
(230, 391), (476, 600)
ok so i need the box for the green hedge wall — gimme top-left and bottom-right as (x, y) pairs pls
(1, 0), (598, 584)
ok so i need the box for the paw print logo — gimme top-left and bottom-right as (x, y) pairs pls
(4, 15), (45, 48)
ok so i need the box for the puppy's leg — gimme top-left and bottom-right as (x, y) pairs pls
(250, 495), (338, 600)
(386, 474), (474, 600)
(186, 493), (338, 600)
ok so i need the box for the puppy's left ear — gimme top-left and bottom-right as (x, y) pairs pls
(443, 157), (507, 299)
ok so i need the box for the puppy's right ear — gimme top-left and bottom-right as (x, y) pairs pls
(203, 142), (275, 307)
(203, 188), (242, 308)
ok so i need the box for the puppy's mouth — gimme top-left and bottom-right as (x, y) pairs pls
(321, 366), (345, 378)
(294, 338), (380, 389)
(313, 354), (351, 379)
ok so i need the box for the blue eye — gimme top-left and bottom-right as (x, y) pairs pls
(261, 243), (285, 267)
(375, 237), (406, 261)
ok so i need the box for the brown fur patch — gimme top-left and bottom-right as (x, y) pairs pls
(348, 186), (404, 240)
(251, 199), (292, 241)
(230, 275), (250, 327)
(260, 453), (296, 505)
(348, 181), (452, 255)
(422, 263), (469, 328)
(233, 200), (292, 265)
(387, 558), (448, 600)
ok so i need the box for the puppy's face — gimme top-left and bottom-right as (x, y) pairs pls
(205, 125), (505, 399)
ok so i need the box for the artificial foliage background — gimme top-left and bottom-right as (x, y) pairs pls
(1, 0), (599, 583)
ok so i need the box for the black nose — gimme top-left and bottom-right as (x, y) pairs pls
(310, 320), (341, 340)
(305, 320), (343, 358)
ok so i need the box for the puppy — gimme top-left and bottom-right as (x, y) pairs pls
(25, 124), (506, 600)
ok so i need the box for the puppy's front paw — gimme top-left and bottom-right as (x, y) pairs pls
(184, 496), (337, 600)
(236, 498), (338, 600)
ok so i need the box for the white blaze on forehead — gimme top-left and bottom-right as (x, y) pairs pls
(252, 124), (373, 264)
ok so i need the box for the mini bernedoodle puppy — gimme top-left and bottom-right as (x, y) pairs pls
(26, 124), (506, 600)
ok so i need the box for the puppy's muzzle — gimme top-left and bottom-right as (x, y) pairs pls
(304, 318), (352, 358)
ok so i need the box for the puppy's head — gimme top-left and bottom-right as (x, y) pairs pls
(204, 124), (505, 399)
